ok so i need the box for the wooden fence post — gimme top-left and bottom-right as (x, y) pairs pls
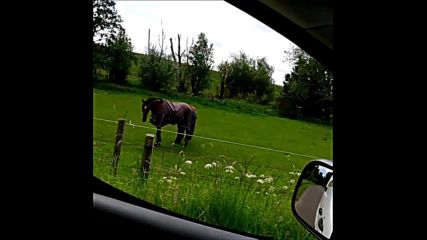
(112, 118), (126, 176)
(141, 134), (155, 179)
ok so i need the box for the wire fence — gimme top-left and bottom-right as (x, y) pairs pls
(93, 137), (301, 173)
(94, 117), (324, 159)
(93, 116), (326, 187)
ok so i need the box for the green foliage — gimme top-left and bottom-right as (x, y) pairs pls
(106, 29), (136, 84)
(282, 46), (333, 120)
(225, 52), (275, 104)
(93, 44), (109, 80)
(217, 61), (230, 99)
(93, 0), (123, 44)
(139, 54), (177, 94)
(139, 29), (178, 95)
(275, 96), (298, 119)
(93, 0), (135, 85)
(189, 33), (214, 95)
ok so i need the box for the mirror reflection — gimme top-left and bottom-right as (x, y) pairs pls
(294, 164), (333, 238)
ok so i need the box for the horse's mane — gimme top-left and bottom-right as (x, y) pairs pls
(144, 97), (163, 103)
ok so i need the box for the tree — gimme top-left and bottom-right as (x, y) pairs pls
(282, 46), (333, 119)
(224, 52), (275, 104)
(170, 34), (190, 93)
(217, 60), (230, 99)
(253, 57), (275, 104)
(106, 28), (136, 84)
(188, 33), (214, 95)
(93, 0), (124, 81)
(139, 28), (177, 94)
(227, 52), (254, 98)
(93, 0), (123, 44)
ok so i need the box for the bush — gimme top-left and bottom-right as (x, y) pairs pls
(276, 96), (298, 118)
(139, 54), (177, 95)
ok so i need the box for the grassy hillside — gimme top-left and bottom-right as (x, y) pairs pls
(93, 83), (331, 239)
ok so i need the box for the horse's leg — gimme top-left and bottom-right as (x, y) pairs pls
(184, 129), (191, 147)
(155, 127), (162, 147)
(174, 126), (185, 145)
(184, 116), (196, 146)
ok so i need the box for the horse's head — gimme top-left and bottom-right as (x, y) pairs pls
(141, 98), (164, 123)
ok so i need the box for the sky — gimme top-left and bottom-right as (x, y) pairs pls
(318, 165), (332, 178)
(114, 1), (297, 86)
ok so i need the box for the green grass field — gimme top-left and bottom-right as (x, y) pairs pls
(93, 83), (332, 239)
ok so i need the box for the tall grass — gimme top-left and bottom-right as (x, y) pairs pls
(93, 84), (330, 239)
(94, 146), (315, 240)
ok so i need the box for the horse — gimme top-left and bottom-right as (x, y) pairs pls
(141, 98), (197, 147)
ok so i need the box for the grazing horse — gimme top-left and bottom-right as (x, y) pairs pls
(141, 98), (197, 147)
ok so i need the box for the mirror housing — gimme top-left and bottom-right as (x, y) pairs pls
(292, 160), (333, 239)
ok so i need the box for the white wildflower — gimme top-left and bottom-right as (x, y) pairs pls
(260, 174), (265, 178)
(269, 186), (275, 192)
(257, 179), (265, 184)
(226, 169), (233, 173)
(256, 191), (260, 194)
(204, 164), (212, 169)
(245, 173), (256, 178)
(212, 162), (217, 167)
(265, 177), (274, 183)
(234, 177), (240, 180)
(289, 179), (295, 184)
(180, 172), (186, 175)
(185, 160), (192, 165)
(163, 177), (167, 180)
(166, 180), (172, 183)
(282, 186), (289, 190)
(225, 166), (234, 170)
(289, 172), (295, 175)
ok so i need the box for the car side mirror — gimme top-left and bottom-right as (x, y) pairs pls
(292, 160), (333, 239)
